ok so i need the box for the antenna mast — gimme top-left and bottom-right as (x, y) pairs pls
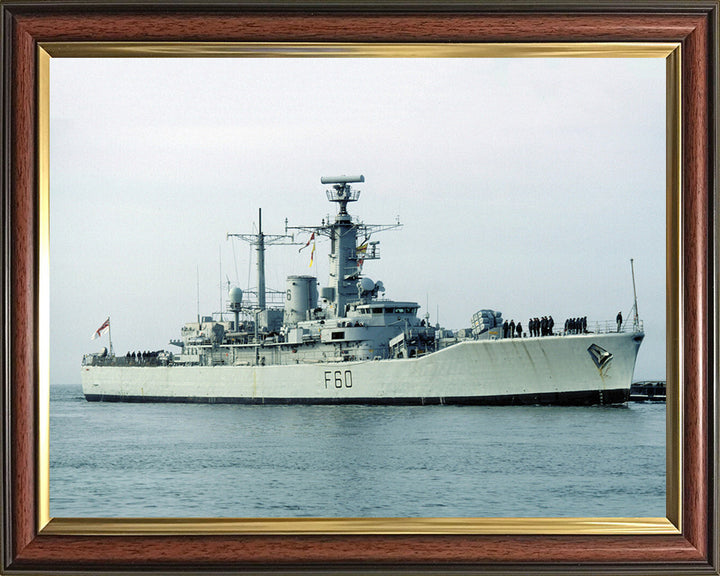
(227, 207), (297, 311)
(107, 317), (114, 357)
(630, 258), (639, 330)
(219, 245), (224, 321)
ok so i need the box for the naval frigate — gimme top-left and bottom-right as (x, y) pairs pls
(82, 175), (645, 405)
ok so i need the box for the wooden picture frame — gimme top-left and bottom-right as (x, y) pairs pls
(2, 1), (717, 573)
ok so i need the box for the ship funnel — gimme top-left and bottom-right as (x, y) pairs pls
(285, 276), (318, 326)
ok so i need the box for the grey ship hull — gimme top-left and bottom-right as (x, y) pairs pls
(82, 331), (643, 406)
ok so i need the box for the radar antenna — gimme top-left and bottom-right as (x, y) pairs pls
(321, 175), (364, 215)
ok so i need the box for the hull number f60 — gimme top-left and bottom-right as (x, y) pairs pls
(324, 370), (353, 389)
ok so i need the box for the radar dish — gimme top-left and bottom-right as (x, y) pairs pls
(229, 286), (243, 304)
(360, 277), (375, 291)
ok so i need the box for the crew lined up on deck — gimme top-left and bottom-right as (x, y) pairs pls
(125, 350), (162, 363)
(528, 316), (554, 337)
(564, 317), (587, 334)
(503, 316), (556, 338)
(500, 315), (629, 338)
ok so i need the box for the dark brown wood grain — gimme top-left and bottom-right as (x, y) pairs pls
(9, 10), (38, 563)
(9, 11), (709, 43)
(2, 2), (716, 574)
(10, 534), (709, 567)
(680, 11), (710, 561)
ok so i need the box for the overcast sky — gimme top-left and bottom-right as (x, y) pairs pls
(49, 56), (666, 385)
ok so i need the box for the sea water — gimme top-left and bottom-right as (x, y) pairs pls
(50, 383), (665, 518)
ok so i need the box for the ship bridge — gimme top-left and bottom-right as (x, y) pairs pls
(350, 301), (420, 317)
(347, 301), (425, 329)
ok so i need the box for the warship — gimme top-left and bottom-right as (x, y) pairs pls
(82, 175), (645, 405)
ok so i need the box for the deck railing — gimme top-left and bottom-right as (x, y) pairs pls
(585, 319), (644, 335)
(83, 353), (173, 367)
(523, 319), (644, 337)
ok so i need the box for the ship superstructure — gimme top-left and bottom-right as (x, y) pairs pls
(82, 175), (645, 405)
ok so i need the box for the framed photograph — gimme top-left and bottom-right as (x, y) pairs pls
(2, 1), (717, 574)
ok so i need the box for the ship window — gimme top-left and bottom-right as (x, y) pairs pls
(372, 308), (383, 314)
(332, 331), (345, 340)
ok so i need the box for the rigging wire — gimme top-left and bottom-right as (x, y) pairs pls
(231, 236), (240, 286)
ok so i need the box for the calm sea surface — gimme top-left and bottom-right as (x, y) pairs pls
(50, 383), (665, 518)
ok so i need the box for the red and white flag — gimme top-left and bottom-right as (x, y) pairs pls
(91, 317), (110, 340)
(299, 232), (315, 252)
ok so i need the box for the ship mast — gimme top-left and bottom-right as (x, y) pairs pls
(107, 317), (114, 357)
(630, 258), (639, 330)
(227, 208), (296, 311)
(286, 175), (401, 318)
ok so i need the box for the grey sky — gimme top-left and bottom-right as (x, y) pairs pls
(50, 56), (666, 385)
